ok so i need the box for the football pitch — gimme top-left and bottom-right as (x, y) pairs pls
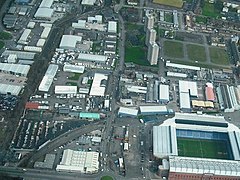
(177, 138), (232, 160)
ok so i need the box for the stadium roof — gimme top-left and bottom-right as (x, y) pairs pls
(59, 35), (82, 49)
(34, 8), (54, 19)
(159, 84), (169, 101)
(153, 126), (178, 158)
(228, 131), (240, 160)
(89, 73), (108, 96)
(0, 83), (22, 96)
(118, 107), (138, 117)
(56, 149), (99, 173)
(139, 105), (168, 113)
(77, 53), (107, 63)
(0, 63), (30, 76)
(169, 156), (240, 176)
(55, 86), (77, 94)
(63, 64), (85, 74)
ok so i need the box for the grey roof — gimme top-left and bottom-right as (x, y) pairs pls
(0, 63), (30, 76)
(2, 50), (36, 60)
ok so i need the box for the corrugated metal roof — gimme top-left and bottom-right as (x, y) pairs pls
(25, 102), (39, 109)
(205, 86), (215, 101)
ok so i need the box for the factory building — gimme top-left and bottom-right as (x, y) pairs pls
(147, 42), (159, 65)
(107, 21), (117, 33)
(89, 73), (108, 96)
(55, 86), (77, 94)
(205, 82), (215, 101)
(0, 84), (22, 96)
(0, 63), (30, 76)
(59, 35), (82, 50)
(159, 84), (169, 104)
(145, 28), (156, 46)
(118, 107), (138, 117)
(139, 106), (168, 115)
(63, 64), (85, 74)
(144, 13), (154, 32)
(77, 53), (108, 64)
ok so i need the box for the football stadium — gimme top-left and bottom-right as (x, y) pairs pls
(153, 113), (240, 179)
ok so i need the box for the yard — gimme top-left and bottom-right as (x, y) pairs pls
(153, 0), (183, 8)
(209, 47), (229, 65)
(163, 40), (184, 58)
(186, 44), (206, 62)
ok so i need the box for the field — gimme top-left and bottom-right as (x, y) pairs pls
(177, 138), (231, 160)
(186, 44), (206, 62)
(0, 31), (12, 40)
(125, 46), (149, 66)
(153, 0), (183, 8)
(209, 47), (229, 65)
(163, 40), (184, 58)
(202, 0), (222, 18)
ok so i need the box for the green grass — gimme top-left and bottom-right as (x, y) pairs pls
(186, 44), (206, 62)
(101, 176), (113, 180)
(126, 23), (143, 31)
(177, 138), (231, 160)
(0, 31), (12, 40)
(68, 73), (81, 80)
(164, 13), (173, 23)
(66, 82), (78, 86)
(125, 46), (149, 66)
(163, 40), (184, 58)
(0, 41), (4, 49)
(195, 16), (208, 24)
(209, 47), (229, 65)
(153, 0), (183, 8)
(202, 0), (222, 18)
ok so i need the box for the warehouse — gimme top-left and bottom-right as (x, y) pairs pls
(159, 84), (169, 104)
(41, 27), (51, 39)
(205, 83), (215, 101)
(2, 50), (36, 60)
(139, 105), (168, 115)
(72, 20), (86, 29)
(217, 85), (235, 113)
(79, 112), (100, 120)
(118, 107), (138, 117)
(89, 73), (108, 96)
(34, 8), (54, 20)
(39, 64), (58, 92)
(63, 64), (85, 74)
(166, 61), (200, 71)
(55, 86), (77, 94)
(0, 84), (22, 96)
(166, 72), (187, 78)
(77, 53), (108, 63)
(0, 63), (30, 76)
(36, 39), (46, 47)
(56, 149), (99, 174)
(59, 35), (82, 50)
(81, 0), (96, 5)
(125, 85), (147, 94)
(39, 0), (54, 8)
(18, 29), (31, 44)
(24, 46), (42, 52)
(108, 21), (117, 33)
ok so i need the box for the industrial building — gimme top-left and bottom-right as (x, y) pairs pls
(56, 149), (99, 174)
(0, 63), (30, 76)
(0, 84), (22, 96)
(159, 84), (169, 103)
(18, 29), (31, 45)
(144, 13), (154, 32)
(55, 86), (77, 94)
(166, 61), (200, 71)
(34, 8), (54, 20)
(81, 0), (96, 5)
(166, 72), (187, 78)
(153, 113), (240, 179)
(63, 64), (85, 74)
(79, 112), (100, 120)
(89, 73), (108, 96)
(147, 42), (159, 65)
(77, 53), (108, 63)
(39, 64), (58, 92)
(145, 28), (156, 46)
(118, 107), (138, 117)
(2, 50), (36, 60)
(139, 106), (168, 115)
(108, 21), (117, 33)
(205, 82), (215, 101)
(59, 35), (82, 50)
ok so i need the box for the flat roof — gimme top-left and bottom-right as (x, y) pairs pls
(118, 107), (138, 116)
(125, 85), (147, 94)
(0, 83), (22, 96)
(40, 0), (54, 8)
(166, 61), (200, 71)
(63, 64), (85, 74)
(79, 112), (100, 119)
(89, 73), (108, 96)
(55, 86), (77, 94)
(18, 29), (31, 44)
(179, 92), (191, 109)
(78, 53), (107, 63)
(179, 80), (198, 97)
(2, 50), (36, 60)
(35, 8), (54, 19)
(159, 84), (169, 101)
(81, 0), (96, 5)
(108, 21), (117, 33)
(140, 105), (168, 113)
(59, 35), (82, 49)
(167, 72), (187, 78)
(0, 63), (30, 76)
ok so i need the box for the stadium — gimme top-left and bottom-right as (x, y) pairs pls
(153, 113), (240, 179)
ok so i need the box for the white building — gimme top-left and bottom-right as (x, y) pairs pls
(63, 64), (85, 74)
(24, 46), (42, 52)
(81, 0), (96, 5)
(77, 53), (108, 63)
(118, 107), (138, 117)
(56, 149), (99, 174)
(108, 21), (117, 33)
(144, 13), (154, 31)
(166, 61), (200, 71)
(59, 35), (82, 50)
(0, 84), (22, 96)
(55, 86), (77, 94)
(147, 42), (159, 65)
(34, 8), (54, 19)
(41, 27), (51, 39)
(37, 39), (46, 47)
(18, 29), (31, 44)
(145, 28), (156, 46)
(139, 105), (168, 115)
(0, 63), (30, 76)
(89, 73), (108, 96)
(159, 84), (169, 103)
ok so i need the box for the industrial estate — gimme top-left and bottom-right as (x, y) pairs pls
(0, 0), (239, 180)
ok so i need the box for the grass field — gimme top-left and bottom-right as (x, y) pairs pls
(202, 0), (222, 18)
(195, 16), (208, 24)
(163, 40), (184, 58)
(125, 46), (149, 66)
(209, 47), (229, 65)
(0, 41), (4, 49)
(186, 44), (206, 62)
(101, 176), (113, 180)
(68, 73), (81, 80)
(0, 31), (12, 40)
(153, 0), (183, 8)
(177, 138), (231, 160)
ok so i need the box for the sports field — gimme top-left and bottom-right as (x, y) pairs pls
(153, 0), (183, 8)
(177, 138), (231, 160)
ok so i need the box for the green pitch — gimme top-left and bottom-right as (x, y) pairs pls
(177, 138), (231, 160)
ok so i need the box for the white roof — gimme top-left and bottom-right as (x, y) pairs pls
(108, 21), (117, 33)
(89, 73), (108, 96)
(18, 29), (31, 44)
(27, 22), (35, 29)
(179, 80), (198, 97)
(153, 126), (178, 158)
(118, 107), (138, 116)
(7, 54), (17, 63)
(140, 106), (168, 113)
(72, 20), (86, 29)
(55, 86), (77, 94)
(159, 84), (169, 101)
(0, 83), (22, 96)
(92, 136), (101, 143)
(0, 63), (30, 76)
(77, 53), (107, 63)
(39, 64), (58, 92)
(59, 35), (82, 49)
(169, 156), (240, 176)
(57, 149), (99, 173)
(179, 92), (191, 109)
(24, 46), (42, 52)
(166, 61), (201, 71)
(63, 64), (85, 74)
(125, 85), (147, 94)
(37, 39), (46, 47)
(40, 0), (54, 8)
(81, 0), (96, 5)
(229, 131), (240, 160)
(2, 50), (36, 60)
(41, 27), (51, 38)
(167, 72), (187, 78)
(35, 8), (54, 19)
